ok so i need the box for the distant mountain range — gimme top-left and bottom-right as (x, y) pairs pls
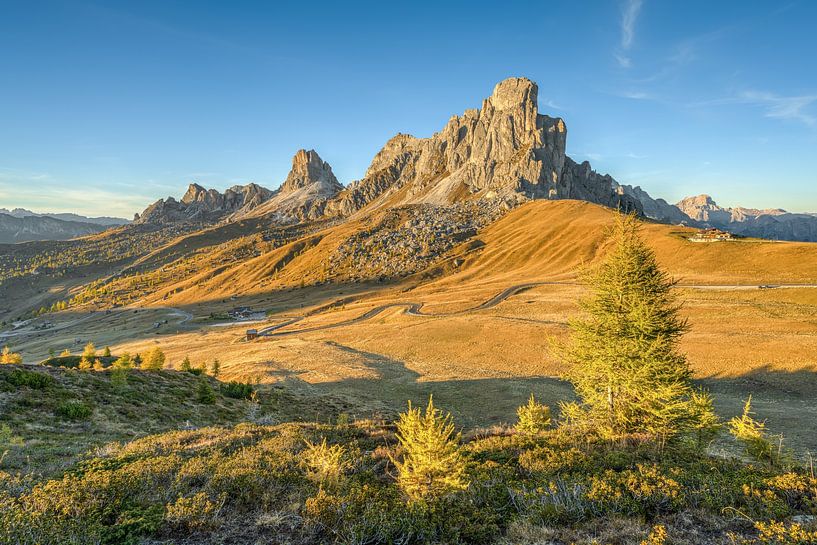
(131, 77), (817, 243)
(0, 208), (129, 244)
(0, 208), (130, 226)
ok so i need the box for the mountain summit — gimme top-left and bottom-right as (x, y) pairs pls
(325, 77), (641, 216)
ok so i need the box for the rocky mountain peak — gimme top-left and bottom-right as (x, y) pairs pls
(488, 77), (538, 111)
(280, 149), (342, 195)
(181, 183), (208, 205)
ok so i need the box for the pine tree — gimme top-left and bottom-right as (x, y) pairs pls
(103, 346), (111, 358)
(515, 394), (552, 435)
(391, 396), (468, 502)
(210, 358), (220, 378)
(142, 347), (165, 371)
(561, 213), (716, 444)
(82, 342), (96, 360)
(180, 356), (193, 372)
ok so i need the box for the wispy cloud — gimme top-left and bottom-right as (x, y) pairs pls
(616, 0), (644, 68)
(740, 91), (817, 126)
(695, 91), (817, 127)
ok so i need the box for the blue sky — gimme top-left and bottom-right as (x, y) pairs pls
(1, 0), (816, 217)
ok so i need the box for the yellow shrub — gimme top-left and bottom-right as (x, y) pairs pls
(164, 492), (221, 531)
(515, 394), (552, 435)
(302, 438), (350, 488)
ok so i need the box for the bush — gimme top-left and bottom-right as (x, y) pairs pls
(4, 369), (54, 389)
(164, 492), (222, 532)
(196, 379), (216, 404)
(0, 346), (22, 365)
(515, 394), (551, 435)
(220, 381), (254, 400)
(56, 400), (93, 420)
(729, 397), (783, 466)
(303, 438), (350, 488)
(392, 397), (468, 502)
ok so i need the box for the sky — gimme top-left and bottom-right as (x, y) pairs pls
(1, 0), (816, 218)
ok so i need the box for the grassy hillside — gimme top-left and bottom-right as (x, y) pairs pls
(0, 365), (257, 476)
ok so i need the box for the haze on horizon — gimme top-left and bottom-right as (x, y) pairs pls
(1, 0), (816, 218)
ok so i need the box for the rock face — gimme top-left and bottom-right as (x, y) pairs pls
(137, 183), (273, 224)
(0, 213), (109, 243)
(241, 149), (344, 222)
(611, 183), (693, 224)
(324, 77), (642, 217)
(677, 195), (817, 242)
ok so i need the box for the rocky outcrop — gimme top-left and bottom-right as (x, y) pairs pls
(324, 77), (642, 217)
(677, 195), (817, 242)
(136, 183), (272, 224)
(241, 149), (344, 222)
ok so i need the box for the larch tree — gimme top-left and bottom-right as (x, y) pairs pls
(561, 213), (717, 445)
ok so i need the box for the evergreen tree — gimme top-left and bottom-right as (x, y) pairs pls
(103, 346), (111, 358)
(180, 355), (193, 372)
(391, 396), (468, 501)
(515, 394), (552, 435)
(561, 213), (716, 444)
(142, 347), (165, 371)
(210, 358), (220, 378)
(196, 378), (216, 404)
(82, 342), (96, 360)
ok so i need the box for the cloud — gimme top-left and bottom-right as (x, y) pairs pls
(695, 91), (817, 127)
(616, 0), (643, 67)
(614, 90), (653, 100)
(739, 91), (817, 126)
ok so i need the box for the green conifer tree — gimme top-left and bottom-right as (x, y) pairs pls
(391, 396), (468, 501)
(561, 213), (717, 444)
(142, 347), (165, 371)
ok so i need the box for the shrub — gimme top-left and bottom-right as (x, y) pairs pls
(392, 397), (468, 502)
(196, 379), (216, 404)
(303, 438), (350, 488)
(56, 400), (93, 420)
(4, 368), (54, 389)
(515, 394), (551, 435)
(0, 346), (22, 365)
(745, 520), (817, 544)
(585, 463), (684, 518)
(729, 397), (782, 466)
(642, 524), (668, 545)
(164, 492), (222, 532)
(220, 381), (253, 400)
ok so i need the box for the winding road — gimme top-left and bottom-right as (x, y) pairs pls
(255, 281), (570, 338)
(252, 281), (817, 339)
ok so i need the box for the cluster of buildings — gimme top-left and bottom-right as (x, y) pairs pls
(688, 228), (735, 242)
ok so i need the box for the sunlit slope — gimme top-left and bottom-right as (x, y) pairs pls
(148, 199), (817, 307)
(430, 200), (817, 288)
